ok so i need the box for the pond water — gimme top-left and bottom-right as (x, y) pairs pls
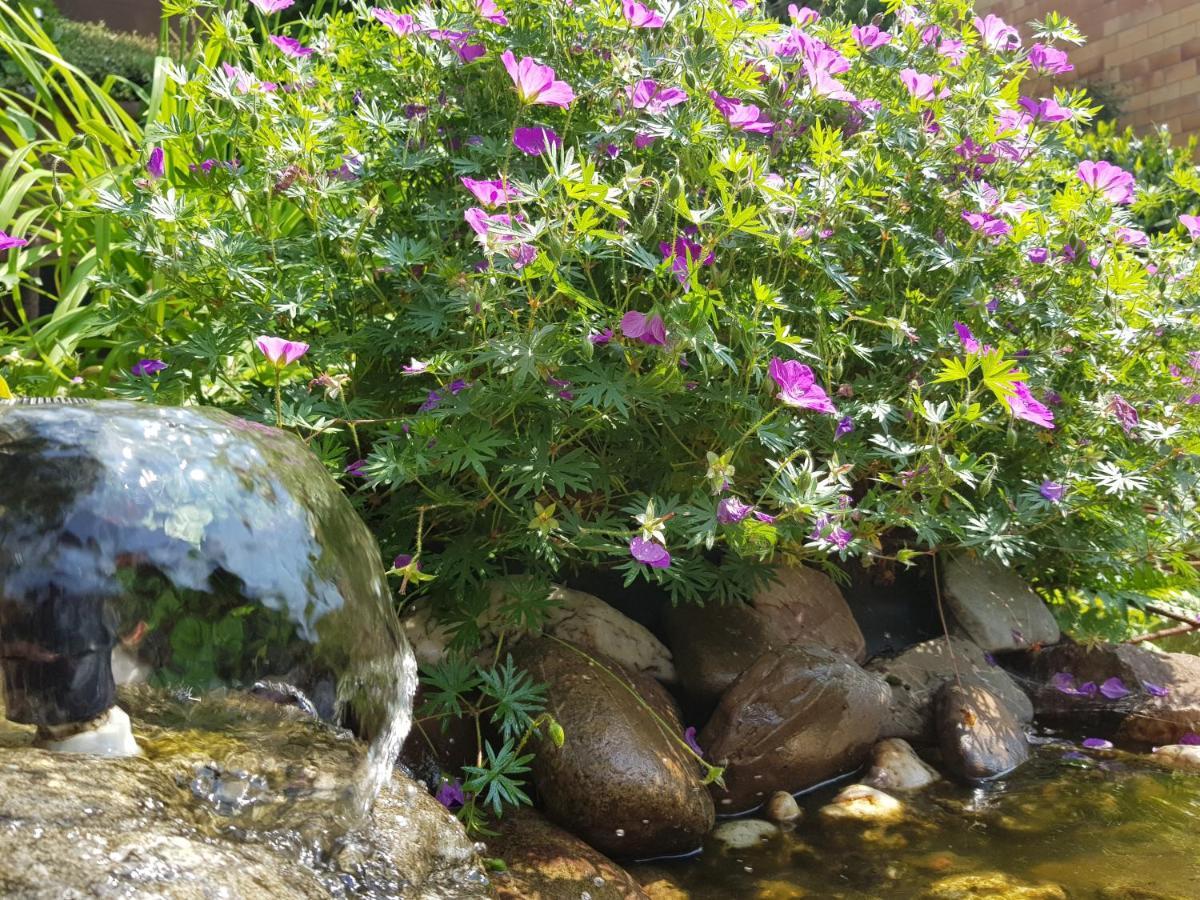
(637, 736), (1200, 899)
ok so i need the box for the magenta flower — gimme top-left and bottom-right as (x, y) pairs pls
(900, 69), (949, 101)
(620, 311), (667, 346)
(512, 125), (561, 155)
(131, 358), (167, 377)
(1004, 378), (1055, 429)
(1039, 480), (1066, 503)
(251, 0), (294, 12)
(768, 357), (836, 414)
(962, 211), (1012, 240)
(810, 515), (852, 550)
(1108, 394), (1139, 433)
(1115, 226), (1149, 248)
(1028, 247), (1049, 264)
(1180, 215), (1200, 239)
(954, 322), (981, 353)
(255, 335), (310, 366)
(630, 536), (671, 568)
(402, 358), (429, 375)
(1078, 160), (1135, 205)
(146, 147), (165, 180)
(973, 14), (1020, 51)
(683, 726), (704, 756)
(626, 80), (687, 115)
(345, 459), (367, 477)
(0, 230), (28, 251)
(716, 497), (753, 524)
(1144, 682), (1169, 698)
(371, 8), (419, 36)
(634, 132), (659, 149)
(1019, 96), (1072, 122)
(429, 30), (486, 63)
(477, 0), (508, 25)
(622, 0), (664, 28)
(461, 176), (520, 207)
(269, 34), (314, 57)
(589, 328), (614, 345)
(852, 24), (891, 50)
(1082, 738), (1113, 750)
(659, 234), (714, 287)
(501, 50), (574, 107)
(435, 778), (465, 809)
(709, 92), (774, 134)
(464, 208), (537, 268)
(1099, 677), (1131, 700)
(803, 44), (855, 101)
(1028, 43), (1072, 75)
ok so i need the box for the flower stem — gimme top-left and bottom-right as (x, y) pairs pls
(273, 366), (282, 428)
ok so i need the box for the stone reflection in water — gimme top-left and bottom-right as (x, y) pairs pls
(0, 399), (415, 809)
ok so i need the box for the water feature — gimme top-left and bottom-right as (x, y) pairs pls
(635, 735), (1200, 899)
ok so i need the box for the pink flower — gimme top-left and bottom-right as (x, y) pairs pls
(1028, 43), (1072, 75)
(626, 80), (687, 115)
(370, 8), (418, 36)
(1115, 226), (1149, 248)
(256, 335), (310, 366)
(973, 14), (1020, 52)
(710, 91), (773, 134)
(634, 132), (659, 149)
(251, 0), (294, 12)
(1180, 215), (1200, 239)
(512, 125), (561, 155)
(620, 310), (667, 345)
(852, 24), (891, 50)
(1019, 96), (1072, 122)
(402, 358), (429, 375)
(460, 176), (520, 207)
(900, 69), (948, 101)
(429, 30), (486, 63)
(269, 34), (314, 57)
(1078, 160), (1135, 205)
(464, 208), (537, 268)
(1005, 377), (1055, 428)
(477, 0), (508, 25)
(630, 536), (671, 568)
(622, 0), (664, 28)
(802, 43), (854, 101)
(962, 211), (1012, 239)
(146, 147), (165, 180)
(768, 357), (836, 414)
(938, 39), (966, 65)
(787, 4), (819, 24)
(659, 234), (714, 287)
(954, 322), (980, 353)
(1108, 394), (1139, 433)
(501, 50), (575, 107)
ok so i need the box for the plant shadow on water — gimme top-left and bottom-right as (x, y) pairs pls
(636, 740), (1200, 899)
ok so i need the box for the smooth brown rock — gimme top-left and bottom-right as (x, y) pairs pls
(749, 566), (866, 662)
(763, 790), (802, 824)
(490, 808), (648, 900)
(514, 639), (714, 859)
(662, 602), (774, 707)
(868, 636), (1032, 741)
(818, 784), (905, 826)
(863, 738), (941, 792)
(1151, 744), (1200, 773)
(942, 555), (1060, 652)
(936, 681), (1030, 781)
(700, 643), (890, 813)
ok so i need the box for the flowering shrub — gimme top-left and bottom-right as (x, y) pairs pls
(64, 0), (1200, 630)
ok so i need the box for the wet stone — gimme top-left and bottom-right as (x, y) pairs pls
(936, 681), (1030, 781)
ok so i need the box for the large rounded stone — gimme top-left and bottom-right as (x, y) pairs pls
(818, 784), (905, 826)
(749, 565), (866, 662)
(867, 636), (1032, 741)
(662, 602), (774, 707)
(489, 808), (648, 900)
(513, 638), (714, 859)
(863, 738), (941, 792)
(936, 681), (1030, 781)
(699, 643), (890, 813)
(941, 555), (1060, 652)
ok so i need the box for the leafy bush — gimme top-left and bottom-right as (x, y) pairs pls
(11, 0), (1200, 636)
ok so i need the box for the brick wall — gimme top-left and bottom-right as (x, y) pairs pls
(979, 0), (1200, 136)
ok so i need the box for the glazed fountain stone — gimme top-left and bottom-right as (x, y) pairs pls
(0, 399), (487, 898)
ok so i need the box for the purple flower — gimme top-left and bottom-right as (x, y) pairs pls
(513, 125), (561, 155)
(477, 0), (508, 25)
(0, 230), (28, 251)
(973, 14), (1020, 51)
(371, 8), (419, 36)
(1082, 738), (1113, 750)
(810, 515), (852, 550)
(435, 778), (465, 809)
(634, 132), (658, 149)
(251, 0), (294, 12)
(1144, 682), (1169, 698)
(1028, 247), (1049, 264)
(447, 378), (469, 395)
(1179, 215), (1200, 240)
(683, 726), (703, 756)
(626, 80), (687, 115)
(852, 24), (891, 50)
(900, 69), (948, 101)
(954, 322), (981, 353)
(269, 34), (314, 57)
(717, 497), (753, 524)
(630, 536), (671, 568)
(461, 176), (520, 208)
(1078, 681), (1098, 697)
(1108, 394), (1139, 434)
(1028, 43), (1073, 75)
(1180, 733), (1200, 746)
(501, 50), (574, 107)
(1019, 96), (1073, 122)
(402, 358), (429, 375)
(709, 92), (774, 134)
(659, 234), (714, 287)
(752, 510), (776, 524)
(419, 390), (441, 412)
(393, 553), (418, 569)
(589, 328), (614, 345)
(620, 311), (667, 346)
(1005, 378), (1055, 429)
(255, 335), (309, 366)
(146, 147), (165, 180)
(984, 652), (998, 666)
(1051, 672), (1077, 695)
(768, 357), (836, 414)
(788, 4), (819, 24)
(834, 416), (854, 440)
(1099, 677), (1131, 700)
(622, 0), (664, 28)
(345, 459), (367, 477)
(131, 358), (167, 377)
(962, 210), (1012, 240)
(1039, 480), (1066, 503)
(1078, 160), (1135, 205)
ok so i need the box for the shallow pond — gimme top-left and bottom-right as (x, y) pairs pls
(636, 735), (1200, 899)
